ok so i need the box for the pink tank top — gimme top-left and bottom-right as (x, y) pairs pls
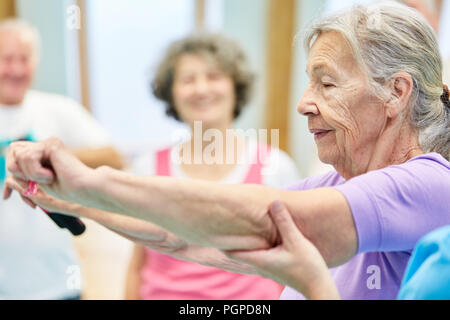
(139, 144), (284, 300)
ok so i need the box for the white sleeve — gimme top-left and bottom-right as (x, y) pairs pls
(49, 96), (112, 149)
(262, 148), (302, 188)
(128, 151), (156, 176)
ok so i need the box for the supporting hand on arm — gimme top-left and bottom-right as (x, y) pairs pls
(226, 201), (341, 300)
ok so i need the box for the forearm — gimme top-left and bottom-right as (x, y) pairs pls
(9, 139), (355, 261)
(79, 166), (282, 250)
(66, 204), (172, 243)
(74, 166), (356, 265)
(41, 154), (355, 265)
(61, 203), (256, 274)
(113, 228), (256, 274)
(169, 246), (256, 274)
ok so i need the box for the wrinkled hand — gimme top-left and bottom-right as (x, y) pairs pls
(3, 175), (80, 217)
(5, 137), (93, 205)
(225, 201), (340, 300)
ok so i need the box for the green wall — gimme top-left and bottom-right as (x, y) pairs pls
(289, 0), (327, 177)
(16, 0), (73, 97)
(223, 0), (269, 131)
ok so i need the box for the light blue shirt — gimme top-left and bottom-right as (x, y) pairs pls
(398, 225), (450, 300)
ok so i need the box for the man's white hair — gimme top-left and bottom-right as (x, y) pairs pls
(303, 1), (449, 160)
(0, 18), (41, 62)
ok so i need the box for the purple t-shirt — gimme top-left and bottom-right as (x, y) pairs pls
(281, 153), (450, 300)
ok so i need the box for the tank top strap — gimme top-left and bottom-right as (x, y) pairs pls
(155, 147), (172, 177)
(243, 143), (271, 184)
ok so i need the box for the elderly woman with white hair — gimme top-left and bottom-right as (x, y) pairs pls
(4, 2), (450, 300)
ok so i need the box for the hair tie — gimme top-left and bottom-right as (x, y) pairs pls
(441, 84), (450, 108)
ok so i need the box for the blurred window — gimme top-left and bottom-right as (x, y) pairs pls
(86, 0), (206, 157)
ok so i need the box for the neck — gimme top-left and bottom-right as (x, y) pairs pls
(188, 120), (236, 150)
(337, 124), (423, 180)
(183, 121), (242, 165)
(0, 96), (25, 107)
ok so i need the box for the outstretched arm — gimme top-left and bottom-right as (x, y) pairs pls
(77, 167), (357, 266)
(3, 176), (255, 274)
(6, 138), (357, 266)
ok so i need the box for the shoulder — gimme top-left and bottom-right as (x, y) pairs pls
(406, 152), (450, 171)
(131, 152), (154, 176)
(26, 90), (84, 111)
(23, 91), (113, 148)
(285, 170), (343, 191)
(335, 153), (450, 211)
(130, 145), (174, 176)
(25, 90), (91, 122)
(249, 141), (302, 188)
(341, 153), (449, 189)
(358, 153), (449, 192)
(335, 153), (450, 253)
(265, 146), (299, 173)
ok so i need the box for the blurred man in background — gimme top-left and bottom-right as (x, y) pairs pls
(403, 0), (443, 32)
(0, 19), (123, 299)
(401, 1), (450, 83)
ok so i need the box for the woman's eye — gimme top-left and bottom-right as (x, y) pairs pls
(322, 83), (335, 89)
(179, 78), (194, 84)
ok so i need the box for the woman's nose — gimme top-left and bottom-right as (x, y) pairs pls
(193, 77), (210, 95)
(297, 86), (320, 116)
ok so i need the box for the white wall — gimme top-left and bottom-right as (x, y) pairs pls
(85, 0), (272, 160)
(85, 0), (195, 157)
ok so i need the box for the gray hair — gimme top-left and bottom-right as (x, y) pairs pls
(303, 1), (449, 160)
(0, 18), (41, 63)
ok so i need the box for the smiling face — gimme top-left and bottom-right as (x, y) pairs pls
(0, 30), (36, 105)
(298, 31), (388, 177)
(172, 53), (236, 129)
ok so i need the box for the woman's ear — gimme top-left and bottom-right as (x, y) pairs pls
(385, 72), (414, 119)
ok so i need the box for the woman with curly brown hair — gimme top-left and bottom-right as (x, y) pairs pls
(124, 33), (300, 300)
